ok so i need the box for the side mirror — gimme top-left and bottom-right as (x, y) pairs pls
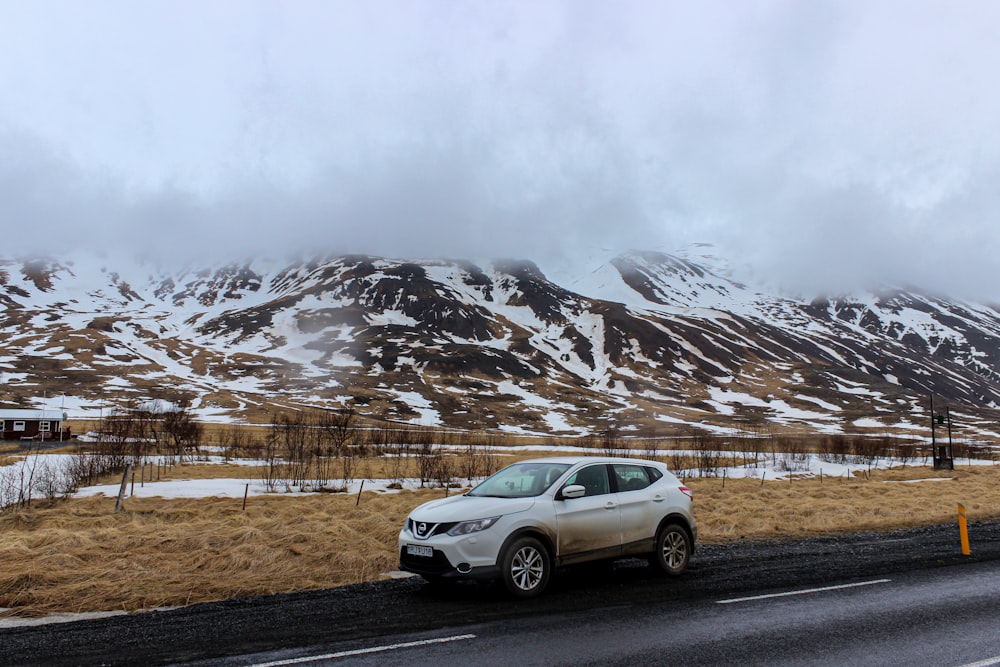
(559, 484), (586, 500)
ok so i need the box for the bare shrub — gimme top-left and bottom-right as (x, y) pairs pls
(433, 454), (456, 489)
(692, 433), (722, 477)
(667, 438), (690, 475)
(412, 429), (440, 487)
(220, 423), (257, 461)
(258, 429), (285, 493)
(316, 409), (356, 489)
(338, 452), (355, 491)
(853, 436), (891, 466)
(31, 459), (67, 501)
(162, 406), (203, 461)
(0, 465), (20, 510)
(776, 437), (810, 472)
(818, 435), (851, 464)
(0, 448), (80, 511)
(601, 427), (625, 456)
(637, 438), (661, 461)
(318, 408), (355, 456)
(459, 433), (482, 481)
(383, 442), (408, 488)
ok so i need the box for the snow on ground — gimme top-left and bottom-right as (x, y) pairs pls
(705, 387), (844, 433)
(794, 394), (843, 412)
(381, 389), (442, 426)
(492, 381), (590, 436)
(73, 476), (433, 499)
(541, 411), (586, 434)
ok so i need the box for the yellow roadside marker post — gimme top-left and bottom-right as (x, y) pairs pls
(958, 503), (971, 556)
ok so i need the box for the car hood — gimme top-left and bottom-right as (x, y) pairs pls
(410, 494), (535, 522)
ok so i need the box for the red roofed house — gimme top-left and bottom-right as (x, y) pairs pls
(0, 410), (70, 441)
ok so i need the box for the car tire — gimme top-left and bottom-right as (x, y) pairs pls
(501, 536), (550, 598)
(653, 523), (691, 576)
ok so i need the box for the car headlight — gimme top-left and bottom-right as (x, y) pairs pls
(447, 516), (501, 536)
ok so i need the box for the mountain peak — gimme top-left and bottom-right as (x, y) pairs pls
(2, 250), (998, 438)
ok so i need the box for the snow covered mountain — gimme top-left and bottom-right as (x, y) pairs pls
(2, 250), (999, 438)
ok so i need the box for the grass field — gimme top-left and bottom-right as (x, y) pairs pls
(1, 456), (997, 618)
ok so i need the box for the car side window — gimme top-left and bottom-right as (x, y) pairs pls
(565, 465), (610, 497)
(613, 464), (653, 492)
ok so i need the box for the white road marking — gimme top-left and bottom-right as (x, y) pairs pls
(716, 579), (892, 604)
(956, 658), (1000, 667)
(249, 633), (477, 666)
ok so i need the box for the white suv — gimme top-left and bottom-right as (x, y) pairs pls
(398, 456), (696, 597)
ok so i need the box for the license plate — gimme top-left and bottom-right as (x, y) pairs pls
(406, 544), (433, 558)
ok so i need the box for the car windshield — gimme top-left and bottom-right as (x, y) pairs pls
(467, 462), (572, 498)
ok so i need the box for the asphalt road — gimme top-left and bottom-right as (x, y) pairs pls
(233, 563), (1000, 667)
(2, 520), (999, 666)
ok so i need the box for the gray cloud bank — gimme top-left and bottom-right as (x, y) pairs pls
(2, 1), (1000, 300)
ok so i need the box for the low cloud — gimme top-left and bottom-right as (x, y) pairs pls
(2, 1), (1000, 300)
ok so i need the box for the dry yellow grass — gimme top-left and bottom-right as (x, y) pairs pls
(0, 490), (442, 617)
(1, 462), (998, 618)
(141, 461), (261, 482)
(688, 465), (1000, 540)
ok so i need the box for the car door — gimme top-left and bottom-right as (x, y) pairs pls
(553, 464), (622, 561)
(613, 463), (662, 553)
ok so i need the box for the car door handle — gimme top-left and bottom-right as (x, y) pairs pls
(604, 501), (618, 510)
(652, 495), (665, 502)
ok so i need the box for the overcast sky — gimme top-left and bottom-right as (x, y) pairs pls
(2, 1), (1000, 299)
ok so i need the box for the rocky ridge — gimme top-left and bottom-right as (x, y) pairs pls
(1, 250), (998, 438)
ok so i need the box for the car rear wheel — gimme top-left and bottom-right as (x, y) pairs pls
(653, 523), (691, 576)
(501, 536), (550, 598)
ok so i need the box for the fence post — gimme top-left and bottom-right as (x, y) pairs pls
(115, 464), (133, 512)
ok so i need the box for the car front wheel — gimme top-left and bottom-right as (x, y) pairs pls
(501, 536), (550, 598)
(653, 523), (691, 576)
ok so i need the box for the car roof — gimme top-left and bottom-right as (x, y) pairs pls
(510, 456), (665, 467)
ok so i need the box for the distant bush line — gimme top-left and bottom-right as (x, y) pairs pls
(1, 405), (995, 512)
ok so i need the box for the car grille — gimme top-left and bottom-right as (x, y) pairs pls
(407, 519), (458, 539)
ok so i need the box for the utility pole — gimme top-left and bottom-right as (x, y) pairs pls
(930, 394), (954, 470)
